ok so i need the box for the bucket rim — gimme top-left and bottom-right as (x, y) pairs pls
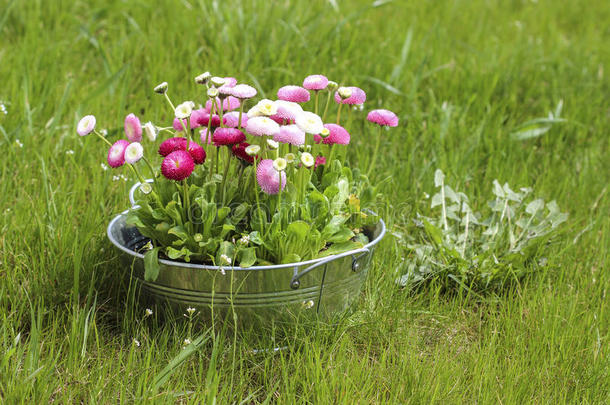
(107, 208), (386, 271)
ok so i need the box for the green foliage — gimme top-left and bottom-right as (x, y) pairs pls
(127, 160), (379, 267)
(397, 170), (568, 292)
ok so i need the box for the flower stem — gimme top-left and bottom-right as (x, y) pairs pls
(321, 91), (332, 122)
(164, 93), (176, 111)
(314, 91), (319, 115)
(142, 157), (156, 179)
(221, 147), (231, 205)
(93, 130), (113, 147)
(237, 103), (244, 130)
(367, 126), (382, 177)
(336, 103), (343, 125)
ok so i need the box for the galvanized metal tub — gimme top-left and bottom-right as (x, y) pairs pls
(107, 209), (386, 331)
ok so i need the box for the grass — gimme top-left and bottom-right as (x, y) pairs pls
(1, 0), (608, 402)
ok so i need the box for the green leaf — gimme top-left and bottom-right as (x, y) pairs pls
(526, 199), (544, 215)
(318, 241), (363, 257)
(327, 228), (355, 243)
(434, 169), (445, 187)
(286, 221), (310, 242)
(423, 219), (443, 245)
(237, 247), (257, 267)
(144, 247), (161, 282)
(281, 253), (301, 264)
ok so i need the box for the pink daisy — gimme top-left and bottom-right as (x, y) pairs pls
(107, 139), (130, 168)
(77, 115), (96, 136)
(273, 124), (305, 146)
(223, 111), (248, 128)
(315, 123), (350, 145)
(256, 159), (286, 195)
(334, 86), (366, 105)
(230, 84), (257, 99)
(232, 142), (257, 164)
(161, 150), (195, 181)
(205, 97), (241, 113)
(246, 116), (281, 136)
(213, 128), (246, 146)
(158, 137), (206, 164)
(303, 74), (329, 91)
(200, 128), (213, 145)
(277, 85), (310, 103)
(366, 109), (399, 127)
(272, 100), (302, 123)
(124, 113), (143, 142)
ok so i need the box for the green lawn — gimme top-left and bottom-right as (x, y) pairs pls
(1, 0), (608, 402)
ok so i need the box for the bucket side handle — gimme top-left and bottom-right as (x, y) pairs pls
(129, 179), (154, 207)
(290, 247), (370, 290)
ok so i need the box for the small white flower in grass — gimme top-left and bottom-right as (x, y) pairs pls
(15, 139), (23, 148)
(186, 307), (196, 315)
(0, 104), (7, 115)
(295, 111), (324, 134)
(112, 175), (120, 181)
(300, 152), (314, 168)
(124, 142), (144, 164)
(77, 115), (96, 136)
(154, 82), (168, 94)
(175, 102), (193, 119)
(100, 129), (108, 136)
(133, 338), (141, 347)
(285, 153), (295, 164)
(238, 235), (250, 245)
(245, 144), (260, 156)
(183, 338), (192, 346)
(267, 139), (279, 149)
(145, 308), (153, 316)
(143, 122), (157, 142)
(100, 163), (108, 171)
(220, 254), (232, 265)
(65, 150), (75, 155)
(273, 157), (287, 172)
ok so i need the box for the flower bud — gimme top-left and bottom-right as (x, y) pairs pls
(140, 182), (152, 195)
(207, 87), (219, 98)
(337, 86), (352, 100)
(267, 139), (279, 149)
(245, 144), (261, 156)
(210, 76), (226, 87)
(319, 128), (330, 138)
(154, 82), (168, 94)
(326, 81), (338, 91)
(194, 233), (203, 242)
(300, 152), (315, 168)
(285, 153), (295, 163)
(273, 157), (287, 172)
(195, 72), (211, 85)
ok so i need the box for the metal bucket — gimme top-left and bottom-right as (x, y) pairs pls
(107, 208), (386, 331)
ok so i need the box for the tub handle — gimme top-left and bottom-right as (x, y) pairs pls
(129, 179), (154, 207)
(290, 247), (370, 290)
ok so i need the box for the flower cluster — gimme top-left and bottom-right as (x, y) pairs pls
(79, 72), (398, 266)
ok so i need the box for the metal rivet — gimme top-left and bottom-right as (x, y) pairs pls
(290, 280), (300, 290)
(352, 261), (360, 272)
